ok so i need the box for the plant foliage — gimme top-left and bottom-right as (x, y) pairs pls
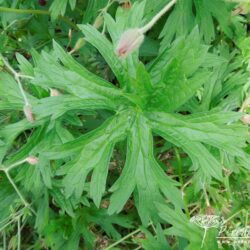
(0, 0), (249, 249)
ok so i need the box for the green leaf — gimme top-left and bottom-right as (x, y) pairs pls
(160, 0), (194, 48)
(53, 41), (115, 89)
(49, 0), (76, 20)
(160, 0), (238, 45)
(148, 110), (248, 180)
(87, 206), (134, 239)
(16, 53), (34, 76)
(148, 112), (248, 157)
(156, 203), (204, 250)
(109, 114), (183, 224)
(32, 42), (126, 106)
(135, 224), (171, 250)
(37, 156), (52, 189)
(33, 95), (116, 120)
(148, 29), (211, 112)
(0, 72), (25, 109)
(160, 128), (223, 181)
(83, 0), (108, 23)
(4, 126), (46, 165)
(55, 110), (132, 204)
(147, 111), (247, 181)
(103, 1), (148, 88)
(35, 191), (49, 232)
(0, 175), (18, 227)
(79, 24), (128, 87)
(148, 70), (210, 112)
(104, 1), (146, 46)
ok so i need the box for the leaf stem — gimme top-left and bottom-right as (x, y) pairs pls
(0, 165), (36, 215)
(59, 16), (79, 30)
(140, 0), (177, 33)
(0, 7), (78, 30)
(134, 246), (142, 250)
(0, 209), (26, 233)
(174, 148), (190, 218)
(0, 209), (24, 226)
(181, 179), (192, 198)
(1, 20), (18, 34)
(0, 7), (49, 15)
(0, 54), (30, 106)
(203, 184), (210, 207)
(105, 228), (141, 250)
(150, 222), (157, 234)
(0, 218), (17, 232)
(6, 158), (28, 172)
(201, 227), (207, 247)
(18, 74), (34, 80)
(17, 216), (21, 250)
(3, 231), (6, 250)
(223, 208), (244, 224)
(5, 171), (29, 208)
(174, 147), (183, 184)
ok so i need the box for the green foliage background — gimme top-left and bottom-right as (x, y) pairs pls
(0, 0), (249, 249)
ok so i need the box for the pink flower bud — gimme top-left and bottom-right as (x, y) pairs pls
(26, 156), (39, 165)
(116, 28), (144, 58)
(121, 1), (132, 9)
(241, 114), (250, 125)
(50, 88), (61, 96)
(23, 104), (35, 123)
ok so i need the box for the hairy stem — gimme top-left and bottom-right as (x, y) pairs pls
(140, 0), (177, 33)
(2, 169), (36, 215)
(201, 227), (207, 247)
(5, 158), (34, 172)
(0, 54), (30, 106)
(5, 171), (29, 208)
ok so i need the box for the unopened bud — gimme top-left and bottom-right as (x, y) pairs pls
(240, 95), (250, 112)
(241, 114), (250, 124)
(68, 29), (72, 40)
(23, 104), (35, 123)
(121, 1), (132, 9)
(26, 156), (39, 165)
(93, 15), (104, 29)
(116, 28), (144, 58)
(115, 0), (176, 58)
(50, 88), (61, 96)
(240, 3), (249, 14)
(223, 167), (232, 176)
(232, 0), (250, 15)
(205, 206), (215, 215)
(69, 38), (86, 54)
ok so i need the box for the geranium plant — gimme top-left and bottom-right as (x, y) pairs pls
(0, 0), (249, 249)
